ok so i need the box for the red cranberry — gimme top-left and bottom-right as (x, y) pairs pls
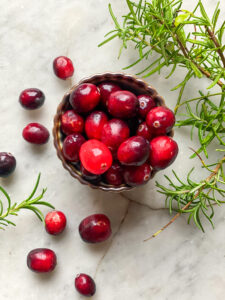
(80, 164), (101, 183)
(138, 94), (156, 118)
(45, 211), (67, 235)
(104, 162), (124, 186)
(61, 110), (84, 135)
(117, 136), (149, 166)
(79, 214), (111, 243)
(19, 88), (45, 110)
(75, 273), (96, 297)
(149, 136), (178, 170)
(53, 56), (74, 80)
(27, 248), (57, 273)
(63, 134), (85, 162)
(136, 122), (152, 140)
(98, 81), (121, 107)
(146, 106), (175, 135)
(69, 83), (100, 114)
(85, 111), (108, 140)
(0, 152), (16, 177)
(22, 123), (49, 145)
(123, 163), (151, 186)
(108, 90), (138, 118)
(79, 139), (112, 175)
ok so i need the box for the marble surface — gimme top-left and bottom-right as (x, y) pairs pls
(0, 0), (224, 299)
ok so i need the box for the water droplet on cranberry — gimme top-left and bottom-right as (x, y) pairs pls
(27, 248), (57, 273)
(0, 152), (16, 177)
(45, 211), (67, 235)
(22, 123), (49, 145)
(63, 133), (86, 162)
(75, 273), (96, 297)
(53, 56), (74, 80)
(19, 88), (45, 110)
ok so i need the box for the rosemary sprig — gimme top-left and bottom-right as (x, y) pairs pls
(0, 173), (54, 230)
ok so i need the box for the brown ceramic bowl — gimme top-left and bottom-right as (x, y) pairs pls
(53, 72), (174, 192)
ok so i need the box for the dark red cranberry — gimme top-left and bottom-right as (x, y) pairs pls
(98, 81), (121, 107)
(27, 248), (57, 273)
(53, 56), (74, 80)
(75, 273), (96, 297)
(146, 106), (175, 135)
(22, 123), (49, 145)
(138, 94), (156, 118)
(63, 134), (85, 162)
(0, 152), (16, 177)
(80, 164), (101, 183)
(117, 136), (149, 166)
(79, 214), (112, 243)
(79, 139), (113, 175)
(149, 136), (178, 170)
(61, 110), (84, 135)
(104, 162), (124, 186)
(126, 118), (141, 136)
(19, 88), (45, 110)
(69, 83), (100, 114)
(123, 163), (151, 186)
(136, 122), (152, 140)
(45, 211), (67, 235)
(108, 90), (138, 118)
(85, 111), (108, 140)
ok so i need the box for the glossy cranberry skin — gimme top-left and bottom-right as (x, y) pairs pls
(104, 162), (124, 186)
(85, 111), (108, 140)
(22, 123), (49, 145)
(0, 152), (16, 177)
(19, 88), (45, 110)
(138, 94), (156, 118)
(27, 248), (57, 273)
(149, 136), (178, 170)
(75, 273), (96, 297)
(45, 211), (67, 235)
(63, 134), (85, 162)
(80, 164), (101, 183)
(146, 106), (175, 135)
(123, 163), (151, 186)
(69, 83), (100, 114)
(117, 136), (149, 166)
(79, 139), (113, 175)
(61, 110), (84, 135)
(108, 90), (138, 118)
(53, 56), (74, 80)
(79, 214), (112, 243)
(98, 81), (121, 107)
(136, 122), (152, 140)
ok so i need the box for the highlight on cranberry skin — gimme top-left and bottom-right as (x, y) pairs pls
(22, 123), (50, 145)
(45, 211), (67, 235)
(27, 248), (57, 273)
(19, 88), (45, 110)
(53, 56), (74, 80)
(75, 273), (96, 297)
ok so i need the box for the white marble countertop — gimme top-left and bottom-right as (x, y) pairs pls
(0, 0), (225, 299)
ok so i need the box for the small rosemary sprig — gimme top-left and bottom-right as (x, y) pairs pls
(0, 174), (54, 230)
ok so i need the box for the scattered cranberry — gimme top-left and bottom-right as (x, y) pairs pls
(75, 273), (96, 297)
(117, 136), (149, 166)
(123, 163), (151, 186)
(80, 164), (102, 183)
(53, 56), (74, 80)
(63, 134), (86, 162)
(108, 90), (138, 118)
(19, 88), (45, 110)
(138, 94), (156, 118)
(79, 139), (112, 175)
(79, 214), (112, 243)
(27, 248), (57, 273)
(61, 110), (84, 135)
(136, 122), (152, 140)
(69, 83), (101, 114)
(98, 81), (121, 107)
(0, 152), (16, 177)
(149, 136), (178, 170)
(45, 211), (67, 235)
(85, 111), (108, 140)
(104, 162), (124, 186)
(22, 123), (49, 145)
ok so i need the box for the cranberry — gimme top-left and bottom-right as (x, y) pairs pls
(149, 136), (178, 170)
(98, 81), (121, 107)
(61, 110), (84, 135)
(27, 248), (57, 273)
(117, 136), (149, 166)
(138, 94), (156, 118)
(45, 211), (67, 235)
(63, 134), (85, 162)
(79, 214), (111, 243)
(53, 56), (74, 80)
(136, 122), (152, 140)
(104, 162), (124, 186)
(146, 106), (175, 135)
(108, 90), (138, 118)
(80, 164), (101, 183)
(79, 139), (112, 175)
(19, 88), (45, 110)
(123, 163), (151, 186)
(69, 83), (100, 114)
(22, 123), (49, 145)
(85, 111), (108, 140)
(75, 273), (96, 297)
(0, 152), (16, 177)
